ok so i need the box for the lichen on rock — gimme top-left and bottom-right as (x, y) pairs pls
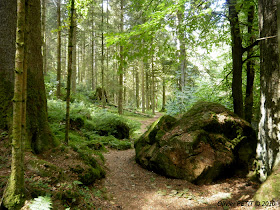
(135, 101), (257, 184)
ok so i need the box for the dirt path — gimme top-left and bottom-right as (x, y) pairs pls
(102, 113), (260, 210)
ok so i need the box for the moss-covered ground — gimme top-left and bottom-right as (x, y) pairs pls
(0, 94), (147, 209)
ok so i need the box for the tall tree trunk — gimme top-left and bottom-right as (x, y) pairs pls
(42, 0), (47, 75)
(56, 0), (61, 98)
(177, 8), (186, 91)
(101, 1), (106, 108)
(136, 67), (140, 109)
(65, 0), (75, 144)
(151, 53), (155, 115)
(162, 65), (166, 111)
(0, 1), (16, 130)
(118, 0), (124, 115)
(25, 0), (56, 153)
(244, 4), (255, 123)
(141, 60), (145, 113)
(145, 65), (149, 110)
(71, 9), (77, 93)
(257, 0), (279, 182)
(3, 0), (26, 208)
(91, 7), (95, 91)
(227, 0), (244, 118)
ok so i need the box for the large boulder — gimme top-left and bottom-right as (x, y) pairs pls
(135, 102), (257, 184)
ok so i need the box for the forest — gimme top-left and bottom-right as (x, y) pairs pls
(0, 0), (280, 209)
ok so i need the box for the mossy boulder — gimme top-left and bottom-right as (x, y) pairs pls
(135, 101), (257, 184)
(254, 163), (280, 203)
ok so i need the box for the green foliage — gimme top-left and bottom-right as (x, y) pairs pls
(29, 195), (53, 210)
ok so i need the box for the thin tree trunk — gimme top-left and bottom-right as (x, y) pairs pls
(162, 65), (166, 111)
(244, 4), (255, 123)
(145, 64), (149, 111)
(65, 0), (75, 144)
(56, 0), (61, 98)
(136, 67), (140, 109)
(141, 60), (145, 113)
(177, 8), (186, 91)
(227, 0), (244, 118)
(101, 1), (106, 108)
(3, 0), (26, 208)
(71, 9), (77, 93)
(91, 7), (95, 91)
(151, 53), (155, 115)
(118, 0), (124, 115)
(42, 0), (47, 74)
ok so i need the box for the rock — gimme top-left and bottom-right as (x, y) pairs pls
(135, 101), (257, 184)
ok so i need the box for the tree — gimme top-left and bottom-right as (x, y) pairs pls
(256, 0), (279, 182)
(0, 1), (16, 130)
(56, 0), (62, 98)
(2, 0), (26, 208)
(244, 3), (256, 123)
(177, 3), (187, 91)
(227, 0), (244, 118)
(118, 0), (124, 115)
(65, 0), (75, 144)
(0, 0), (56, 154)
(42, 0), (47, 74)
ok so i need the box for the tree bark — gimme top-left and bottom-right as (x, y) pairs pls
(42, 0), (47, 75)
(71, 9), (77, 93)
(0, 1), (16, 130)
(56, 0), (61, 98)
(244, 4), (255, 123)
(177, 8), (186, 91)
(118, 0), (124, 115)
(65, 0), (75, 144)
(141, 59), (145, 113)
(3, 0), (26, 208)
(25, 0), (56, 153)
(136, 67), (140, 109)
(257, 0), (280, 182)
(227, 0), (244, 118)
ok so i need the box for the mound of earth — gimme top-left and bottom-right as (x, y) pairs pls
(135, 102), (257, 184)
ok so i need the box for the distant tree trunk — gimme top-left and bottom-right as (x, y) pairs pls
(118, 0), (124, 115)
(65, 0), (75, 144)
(177, 8), (186, 91)
(91, 8), (95, 91)
(42, 0), (47, 74)
(145, 65), (150, 110)
(56, 0), (61, 98)
(162, 65), (166, 111)
(136, 67), (140, 109)
(141, 60), (145, 113)
(151, 54), (155, 115)
(227, 0), (244, 118)
(0, 1), (16, 130)
(101, 1), (106, 108)
(3, 0), (26, 208)
(244, 4), (255, 123)
(256, 0), (279, 182)
(71, 9), (77, 93)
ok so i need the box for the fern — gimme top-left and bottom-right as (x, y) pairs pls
(29, 195), (53, 210)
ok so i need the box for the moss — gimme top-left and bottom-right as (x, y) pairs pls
(2, 188), (25, 210)
(0, 80), (13, 130)
(254, 164), (280, 202)
(27, 158), (63, 179)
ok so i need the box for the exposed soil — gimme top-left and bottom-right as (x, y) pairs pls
(100, 113), (264, 210)
(0, 114), (272, 209)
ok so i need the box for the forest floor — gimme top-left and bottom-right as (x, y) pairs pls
(0, 113), (271, 209)
(96, 113), (265, 210)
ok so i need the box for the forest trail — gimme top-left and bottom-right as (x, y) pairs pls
(102, 113), (259, 210)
